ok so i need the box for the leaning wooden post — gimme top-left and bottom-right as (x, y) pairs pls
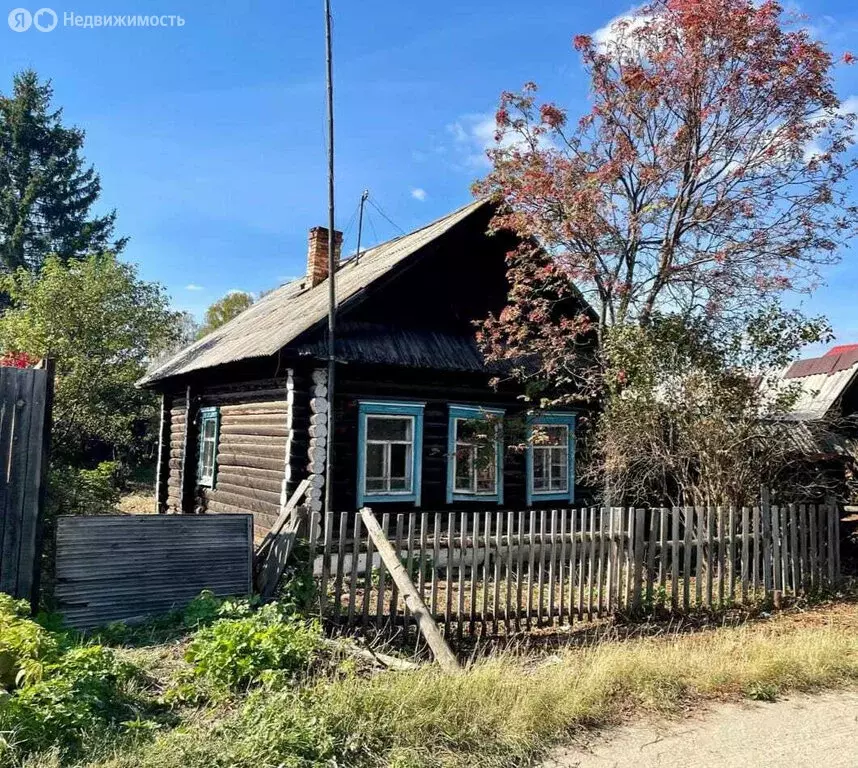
(360, 507), (460, 672)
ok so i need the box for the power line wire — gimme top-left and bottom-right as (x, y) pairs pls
(367, 196), (405, 235)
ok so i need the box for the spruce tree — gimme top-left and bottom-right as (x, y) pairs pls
(0, 70), (125, 274)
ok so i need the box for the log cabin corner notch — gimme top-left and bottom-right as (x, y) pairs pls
(138, 199), (591, 542)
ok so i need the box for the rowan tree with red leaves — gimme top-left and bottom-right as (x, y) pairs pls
(475, 0), (857, 503)
(477, 0), (856, 397)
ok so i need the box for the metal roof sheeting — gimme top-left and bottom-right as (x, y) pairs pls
(139, 199), (491, 385)
(767, 349), (858, 421)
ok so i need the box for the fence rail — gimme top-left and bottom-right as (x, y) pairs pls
(313, 502), (840, 637)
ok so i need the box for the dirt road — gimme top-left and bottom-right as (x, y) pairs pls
(547, 690), (858, 767)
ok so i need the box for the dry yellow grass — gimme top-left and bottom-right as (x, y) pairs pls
(90, 600), (858, 768)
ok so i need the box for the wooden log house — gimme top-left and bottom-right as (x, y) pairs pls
(140, 200), (585, 541)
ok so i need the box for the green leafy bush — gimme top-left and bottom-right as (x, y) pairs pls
(1, 646), (141, 756)
(184, 603), (321, 692)
(0, 592), (151, 762)
(182, 590), (257, 629)
(0, 594), (58, 689)
(48, 461), (121, 516)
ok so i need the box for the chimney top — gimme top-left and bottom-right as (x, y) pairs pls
(307, 226), (343, 287)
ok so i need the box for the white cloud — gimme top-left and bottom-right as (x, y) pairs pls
(411, 187), (427, 202)
(447, 113), (507, 169)
(185, 283), (205, 291)
(592, 6), (647, 48)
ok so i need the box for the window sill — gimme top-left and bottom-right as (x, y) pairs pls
(361, 493), (419, 505)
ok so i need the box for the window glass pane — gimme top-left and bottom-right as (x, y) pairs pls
(476, 460), (496, 492)
(366, 478), (385, 492)
(367, 416), (411, 442)
(203, 418), (217, 440)
(455, 444), (475, 492)
(533, 448), (549, 490)
(365, 443), (385, 482)
(389, 443), (410, 491)
(551, 447), (568, 491)
(533, 424), (566, 446)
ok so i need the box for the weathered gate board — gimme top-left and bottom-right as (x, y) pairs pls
(0, 363), (53, 605)
(55, 514), (253, 629)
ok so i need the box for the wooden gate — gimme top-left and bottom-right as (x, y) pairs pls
(0, 362), (54, 605)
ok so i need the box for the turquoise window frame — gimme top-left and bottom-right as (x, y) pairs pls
(357, 400), (424, 506)
(197, 406), (220, 489)
(446, 404), (505, 504)
(526, 412), (576, 505)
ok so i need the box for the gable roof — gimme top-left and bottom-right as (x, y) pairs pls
(140, 199), (492, 386)
(769, 346), (858, 420)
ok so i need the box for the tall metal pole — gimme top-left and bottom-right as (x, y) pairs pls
(323, 0), (336, 515)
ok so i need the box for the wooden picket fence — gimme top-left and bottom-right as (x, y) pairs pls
(311, 501), (841, 637)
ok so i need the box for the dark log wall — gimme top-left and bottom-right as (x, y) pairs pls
(328, 364), (581, 513)
(162, 376), (296, 544)
(166, 391), (187, 513)
(196, 380), (289, 543)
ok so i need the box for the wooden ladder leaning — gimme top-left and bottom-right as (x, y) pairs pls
(255, 478), (310, 599)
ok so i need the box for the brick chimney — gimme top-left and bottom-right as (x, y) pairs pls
(307, 226), (343, 287)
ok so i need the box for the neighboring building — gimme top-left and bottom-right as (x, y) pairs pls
(140, 200), (586, 541)
(765, 344), (858, 499)
(770, 344), (858, 422)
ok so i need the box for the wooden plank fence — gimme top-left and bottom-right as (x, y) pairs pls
(316, 501), (841, 636)
(0, 362), (54, 606)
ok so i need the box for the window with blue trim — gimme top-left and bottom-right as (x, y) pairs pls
(447, 405), (504, 504)
(197, 407), (220, 488)
(526, 412), (576, 505)
(357, 401), (424, 506)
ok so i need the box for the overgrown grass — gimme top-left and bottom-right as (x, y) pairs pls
(89, 612), (858, 768)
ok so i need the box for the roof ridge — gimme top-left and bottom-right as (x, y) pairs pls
(139, 197), (493, 385)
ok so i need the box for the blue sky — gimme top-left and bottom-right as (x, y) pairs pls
(3, 0), (858, 348)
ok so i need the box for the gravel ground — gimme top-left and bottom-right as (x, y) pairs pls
(547, 690), (858, 767)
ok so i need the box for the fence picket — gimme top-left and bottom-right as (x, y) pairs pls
(632, 508), (645, 613)
(431, 513), (441, 618)
(716, 506), (726, 607)
(405, 514), (416, 630)
(527, 511), (536, 629)
(469, 512), (479, 635)
(458, 512), (466, 640)
(788, 504), (799, 594)
(799, 504), (809, 592)
(418, 512), (428, 606)
(695, 506), (704, 607)
(597, 508), (608, 616)
(705, 506), (714, 608)
(771, 505), (782, 599)
(334, 512), (348, 620)
(809, 503), (818, 592)
(646, 508), (657, 607)
(750, 506), (762, 597)
(587, 508), (596, 620)
(606, 506), (616, 613)
(727, 506), (736, 604)
(683, 507), (692, 611)
(671, 507), (680, 610)
(624, 508), (634, 611)
(482, 511), (492, 631)
(762, 491), (773, 593)
(347, 515), (362, 626)
(559, 509), (567, 624)
(568, 509), (578, 623)
(390, 515), (404, 623)
(444, 513), (454, 632)
(548, 509), (557, 626)
(506, 510), (514, 631)
(362, 516), (375, 627)
(741, 506), (749, 604)
(493, 511), (503, 633)
(658, 507), (668, 595)
(517, 510), (525, 629)
(376, 513), (389, 625)
(824, 504), (834, 588)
